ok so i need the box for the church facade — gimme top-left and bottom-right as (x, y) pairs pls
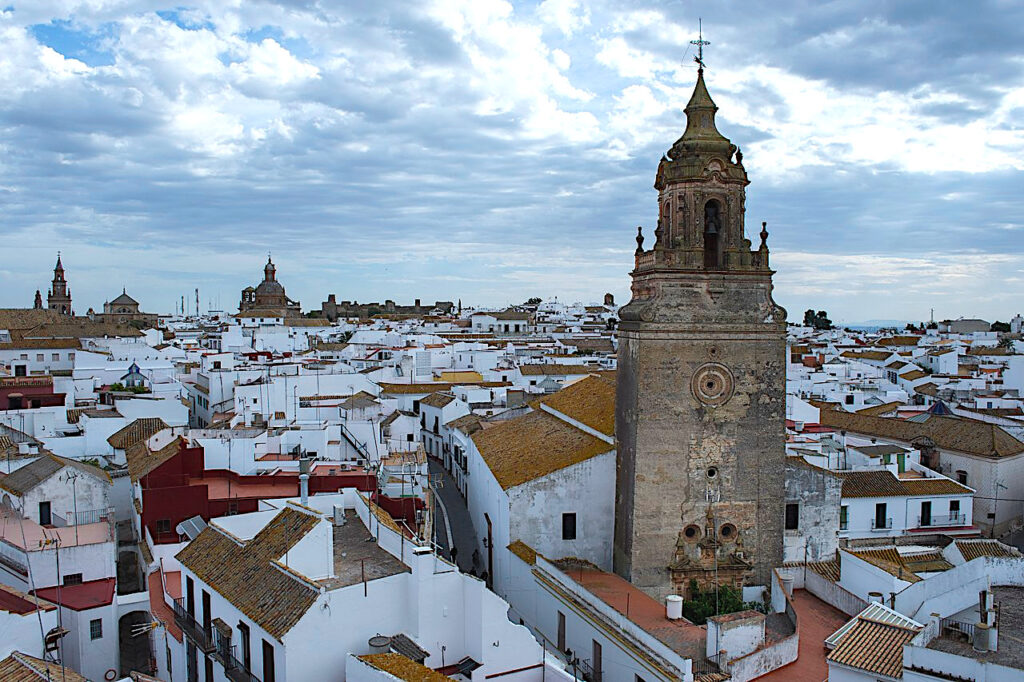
(614, 67), (787, 600)
(238, 256), (302, 318)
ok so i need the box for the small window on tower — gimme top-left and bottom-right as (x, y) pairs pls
(785, 503), (799, 530)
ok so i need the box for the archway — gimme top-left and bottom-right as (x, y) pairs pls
(119, 610), (156, 676)
(703, 199), (723, 268)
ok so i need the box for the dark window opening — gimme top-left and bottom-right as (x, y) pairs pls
(562, 513), (577, 540)
(557, 611), (566, 651)
(263, 640), (276, 682)
(156, 519), (172, 534)
(784, 503), (799, 530)
(63, 573), (83, 586)
(238, 622), (251, 670)
(90, 618), (103, 640)
(875, 503), (888, 529)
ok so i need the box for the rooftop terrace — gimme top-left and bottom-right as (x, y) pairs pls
(926, 585), (1024, 670)
(317, 510), (409, 591)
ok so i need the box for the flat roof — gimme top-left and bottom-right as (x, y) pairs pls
(0, 510), (111, 549)
(34, 578), (116, 611)
(316, 510), (410, 591)
(926, 585), (1024, 670)
(564, 565), (705, 660)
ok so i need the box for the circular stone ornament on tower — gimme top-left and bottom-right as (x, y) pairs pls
(691, 362), (735, 406)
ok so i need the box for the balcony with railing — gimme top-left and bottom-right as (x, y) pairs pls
(577, 658), (601, 682)
(916, 513), (966, 528)
(212, 630), (261, 682)
(871, 517), (893, 531)
(171, 598), (215, 653)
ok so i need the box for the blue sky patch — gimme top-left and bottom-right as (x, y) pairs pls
(29, 20), (116, 66)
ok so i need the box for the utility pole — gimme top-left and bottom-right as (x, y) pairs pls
(64, 470), (80, 544)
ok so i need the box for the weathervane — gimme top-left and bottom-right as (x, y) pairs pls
(690, 18), (710, 70)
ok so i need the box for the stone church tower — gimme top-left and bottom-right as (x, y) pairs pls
(47, 254), (73, 315)
(614, 67), (787, 600)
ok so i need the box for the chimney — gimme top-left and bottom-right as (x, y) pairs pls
(299, 457), (311, 506)
(974, 589), (999, 652)
(666, 595), (683, 620)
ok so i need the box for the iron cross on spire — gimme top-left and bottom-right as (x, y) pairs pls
(690, 18), (710, 69)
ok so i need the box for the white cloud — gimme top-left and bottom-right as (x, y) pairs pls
(537, 0), (590, 38)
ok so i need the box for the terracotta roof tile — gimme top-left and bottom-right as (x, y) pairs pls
(820, 410), (1024, 458)
(955, 539), (1021, 561)
(838, 469), (971, 498)
(0, 652), (89, 682)
(519, 363), (597, 376)
(107, 417), (169, 450)
(127, 437), (184, 483)
(471, 409), (613, 490)
(826, 618), (919, 677)
(358, 653), (451, 682)
(175, 507), (321, 640)
(538, 374), (615, 437)
(507, 540), (538, 565)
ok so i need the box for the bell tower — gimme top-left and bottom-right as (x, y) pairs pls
(614, 65), (787, 599)
(47, 253), (73, 316)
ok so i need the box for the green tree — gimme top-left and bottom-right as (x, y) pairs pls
(525, 297), (542, 306)
(991, 321), (1011, 332)
(680, 580), (763, 625)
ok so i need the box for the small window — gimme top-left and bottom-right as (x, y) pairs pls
(36, 354), (44, 362)
(156, 519), (172, 534)
(785, 503), (799, 530)
(562, 513), (577, 540)
(68, 353), (75, 361)
(683, 524), (700, 541)
(52, 353), (60, 361)
(406, 433), (414, 442)
(63, 573), (83, 586)
(557, 611), (566, 651)
(839, 505), (848, 530)
(956, 470), (968, 485)
(844, 395), (854, 405)
(90, 618), (103, 640)
(719, 523), (736, 540)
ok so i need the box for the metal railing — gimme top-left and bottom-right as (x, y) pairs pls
(916, 513), (965, 528)
(340, 422), (372, 461)
(692, 653), (726, 676)
(871, 517), (893, 530)
(212, 634), (261, 682)
(938, 617), (975, 643)
(171, 598), (215, 653)
(70, 508), (110, 526)
(577, 658), (601, 682)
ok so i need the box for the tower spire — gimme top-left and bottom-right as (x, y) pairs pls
(690, 18), (710, 70)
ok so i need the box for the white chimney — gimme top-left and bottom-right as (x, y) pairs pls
(299, 457), (311, 506)
(666, 595), (683, 620)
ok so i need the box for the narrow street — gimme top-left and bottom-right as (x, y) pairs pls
(429, 458), (480, 575)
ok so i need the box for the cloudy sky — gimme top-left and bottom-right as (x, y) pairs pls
(1, 0), (1022, 324)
